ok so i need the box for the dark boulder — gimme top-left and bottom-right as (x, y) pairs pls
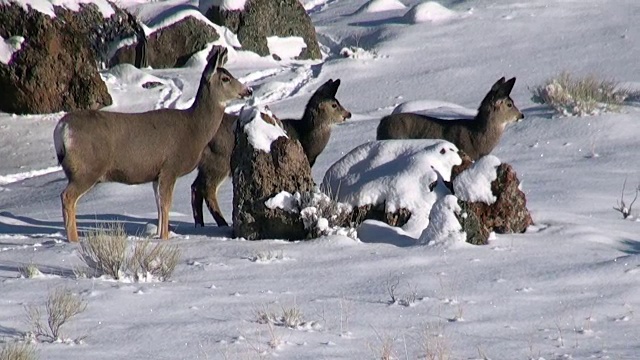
(109, 15), (220, 69)
(0, 3), (138, 114)
(232, 107), (315, 240)
(204, 0), (321, 60)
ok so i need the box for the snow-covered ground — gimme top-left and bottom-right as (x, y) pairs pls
(2, 0), (640, 358)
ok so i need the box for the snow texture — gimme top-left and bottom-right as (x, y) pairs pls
(403, 1), (458, 24)
(418, 194), (466, 247)
(322, 140), (461, 237)
(264, 191), (299, 213)
(0, 35), (25, 65)
(453, 155), (501, 204)
(354, 0), (406, 14)
(2, 0), (640, 358)
(239, 105), (287, 153)
(0, 0), (115, 18)
(266, 36), (307, 60)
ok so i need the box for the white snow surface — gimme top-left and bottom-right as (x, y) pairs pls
(419, 194), (467, 247)
(264, 191), (299, 213)
(1, 0), (115, 18)
(266, 36), (307, 60)
(322, 140), (461, 237)
(403, 1), (459, 24)
(240, 105), (287, 153)
(2, 0), (640, 358)
(0, 35), (25, 65)
(453, 155), (501, 204)
(354, 0), (406, 14)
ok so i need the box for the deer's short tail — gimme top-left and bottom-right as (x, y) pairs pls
(53, 120), (68, 165)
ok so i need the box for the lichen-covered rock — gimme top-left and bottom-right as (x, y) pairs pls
(109, 16), (220, 69)
(204, 0), (321, 60)
(452, 156), (533, 244)
(232, 106), (315, 240)
(0, 3), (138, 114)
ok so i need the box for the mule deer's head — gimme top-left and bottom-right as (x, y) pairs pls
(312, 79), (352, 124)
(483, 77), (524, 129)
(201, 46), (253, 104)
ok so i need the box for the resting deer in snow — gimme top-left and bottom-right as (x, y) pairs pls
(376, 77), (524, 160)
(53, 46), (252, 242)
(191, 78), (351, 227)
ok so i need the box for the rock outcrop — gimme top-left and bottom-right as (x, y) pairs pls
(451, 155), (534, 245)
(204, 0), (321, 60)
(232, 106), (315, 240)
(109, 15), (220, 69)
(0, 3), (138, 114)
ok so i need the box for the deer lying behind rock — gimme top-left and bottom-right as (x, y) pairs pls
(191, 78), (352, 227)
(376, 77), (524, 160)
(53, 46), (252, 242)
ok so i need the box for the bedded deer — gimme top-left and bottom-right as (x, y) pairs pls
(376, 77), (524, 160)
(191, 78), (351, 227)
(53, 46), (252, 242)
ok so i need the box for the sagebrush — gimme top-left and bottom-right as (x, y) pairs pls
(77, 223), (180, 281)
(25, 287), (87, 343)
(530, 72), (637, 116)
(0, 342), (38, 360)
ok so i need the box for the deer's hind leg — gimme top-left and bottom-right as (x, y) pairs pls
(190, 172), (206, 227)
(61, 178), (97, 242)
(204, 175), (229, 227)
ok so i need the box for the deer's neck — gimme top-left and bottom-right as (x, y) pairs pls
(189, 88), (226, 141)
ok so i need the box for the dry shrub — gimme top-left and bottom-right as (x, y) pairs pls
(0, 342), (38, 360)
(25, 287), (87, 342)
(77, 223), (181, 282)
(129, 240), (181, 282)
(79, 223), (128, 279)
(530, 72), (635, 116)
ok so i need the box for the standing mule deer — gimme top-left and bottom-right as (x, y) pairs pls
(191, 78), (351, 227)
(53, 46), (252, 242)
(376, 77), (524, 160)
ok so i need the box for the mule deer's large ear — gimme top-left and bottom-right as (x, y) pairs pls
(316, 79), (337, 97)
(203, 46), (223, 79)
(502, 77), (516, 96)
(218, 47), (229, 67)
(490, 77), (506, 93)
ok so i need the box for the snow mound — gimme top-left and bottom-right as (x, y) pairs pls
(403, 1), (457, 24)
(391, 100), (477, 120)
(453, 155), (501, 204)
(199, 0), (247, 13)
(1, 0), (115, 18)
(239, 105), (287, 153)
(322, 140), (462, 238)
(0, 35), (25, 65)
(266, 36), (307, 60)
(418, 195), (466, 247)
(103, 63), (171, 87)
(354, 0), (406, 14)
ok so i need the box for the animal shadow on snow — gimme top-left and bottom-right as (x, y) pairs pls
(357, 220), (415, 247)
(0, 211), (232, 240)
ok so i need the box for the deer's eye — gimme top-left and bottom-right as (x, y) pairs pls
(507, 102), (513, 108)
(222, 77), (230, 83)
(331, 103), (338, 109)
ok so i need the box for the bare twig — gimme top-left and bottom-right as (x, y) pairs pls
(613, 178), (639, 219)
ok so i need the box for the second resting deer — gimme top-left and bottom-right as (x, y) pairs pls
(191, 78), (352, 227)
(53, 46), (252, 242)
(376, 77), (524, 160)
